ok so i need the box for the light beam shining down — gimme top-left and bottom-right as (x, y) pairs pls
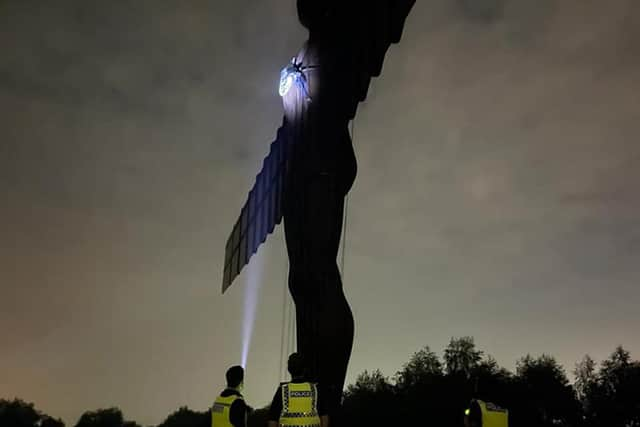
(241, 252), (264, 368)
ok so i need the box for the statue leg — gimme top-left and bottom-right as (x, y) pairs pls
(284, 172), (355, 414)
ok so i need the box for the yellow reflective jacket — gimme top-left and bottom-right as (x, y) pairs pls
(478, 400), (508, 427)
(212, 394), (243, 427)
(279, 382), (321, 427)
(465, 399), (508, 427)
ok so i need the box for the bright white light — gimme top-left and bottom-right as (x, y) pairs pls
(241, 252), (264, 368)
(279, 71), (294, 97)
(279, 60), (313, 101)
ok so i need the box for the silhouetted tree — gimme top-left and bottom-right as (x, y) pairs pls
(395, 345), (443, 389)
(575, 355), (597, 402)
(442, 338), (496, 427)
(74, 408), (139, 427)
(41, 415), (66, 427)
(512, 354), (580, 427)
(474, 355), (513, 411)
(7, 340), (640, 427)
(585, 346), (640, 427)
(0, 399), (42, 427)
(574, 354), (598, 423)
(444, 336), (483, 379)
(347, 370), (393, 395)
(394, 346), (447, 425)
(156, 406), (208, 427)
(0, 398), (65, 427)
(342, 370), (395, 426)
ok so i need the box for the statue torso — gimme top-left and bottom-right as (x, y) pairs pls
(282, 39), (357, 191)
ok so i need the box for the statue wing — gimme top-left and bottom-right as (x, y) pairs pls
(221, 0), (416, 293)
(346, 0), (416, 119)
(222, 123), (290, 293)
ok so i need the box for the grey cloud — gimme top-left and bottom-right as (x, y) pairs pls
(1, 1), (640, 425)
(0, 0), (299, 115)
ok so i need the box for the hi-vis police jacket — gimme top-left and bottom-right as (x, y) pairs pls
(465, 399), (508, 427)
(278, 382), (321, 427)
(212, 393), (244, 427)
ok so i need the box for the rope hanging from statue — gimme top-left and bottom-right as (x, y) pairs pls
(279, 57), (355, 277)
(277, 52), (357, 379)
(278, 53), (316, 380)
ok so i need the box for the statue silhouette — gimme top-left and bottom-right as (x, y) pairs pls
(222, 0), (415, 418)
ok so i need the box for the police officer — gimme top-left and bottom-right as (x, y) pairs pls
(464, 402), (481, 427)
(268, 353), (329, 427)
(464, 399), (508, 427)
(212, 365), (250, 427)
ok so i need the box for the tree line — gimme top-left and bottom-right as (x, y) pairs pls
(2, 338), (638, 427)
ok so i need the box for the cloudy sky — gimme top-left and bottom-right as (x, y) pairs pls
(1, 0), (639, 425)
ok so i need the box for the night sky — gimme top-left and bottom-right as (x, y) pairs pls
(1, 1), (639, 425)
